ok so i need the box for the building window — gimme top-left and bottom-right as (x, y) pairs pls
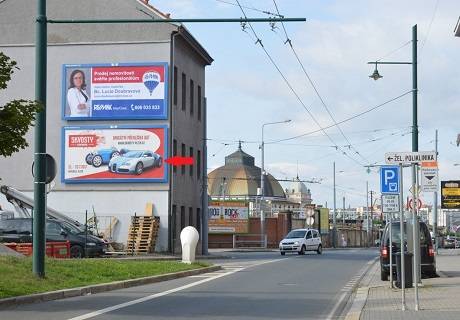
(196, 208), (201, 234)
(190, 79), (194, 116)
(172, 205), (177, 240)
(181, 72), (186, 111)
(181, 143), (186, 175)
(189, 147), (194, 177)
(180, 206), (185, 231)
(197, 85), (202, 121)
(197, 149), (201, 180)
(189, 207), (193, 226)
(173, 66), (178, 106)
(173, 139), (177, 173)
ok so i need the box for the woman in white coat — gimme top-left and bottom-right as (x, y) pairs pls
(67, 69), (90, 117)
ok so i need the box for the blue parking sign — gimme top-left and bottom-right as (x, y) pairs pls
(380, 166), (400, 194)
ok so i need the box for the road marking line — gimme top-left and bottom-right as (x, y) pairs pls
(66, 259), (282, 320)
(326, 292), (347, 320)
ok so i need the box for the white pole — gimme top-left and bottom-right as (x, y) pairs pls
(400, 164), (406, 310)
(412, 164), (419, 311)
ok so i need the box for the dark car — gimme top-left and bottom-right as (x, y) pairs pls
(380, 221), (436, 281)
(0, 218), (106, 258)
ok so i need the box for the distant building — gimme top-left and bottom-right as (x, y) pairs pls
(207, 144), (315, 216)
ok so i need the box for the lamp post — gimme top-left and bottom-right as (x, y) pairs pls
(368, 24), (419, 311)
(260, 119), (291, 248)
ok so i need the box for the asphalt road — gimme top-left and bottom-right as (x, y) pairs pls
(0, 248), (378, 320)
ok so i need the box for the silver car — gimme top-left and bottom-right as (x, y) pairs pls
(108, 150), (163, 175)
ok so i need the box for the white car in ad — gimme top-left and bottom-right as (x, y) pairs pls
(108, 150), (163, 175)
(279, 228), (322, 255)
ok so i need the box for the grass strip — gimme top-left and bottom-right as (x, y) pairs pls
(0, 256), (209, 299)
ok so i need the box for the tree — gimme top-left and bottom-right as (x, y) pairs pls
(0, 52), (42, 157)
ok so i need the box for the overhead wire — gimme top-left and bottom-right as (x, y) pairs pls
(272, 0), (371, 165)
(267, 90), (412, 144)
(235, 0), (366, 168)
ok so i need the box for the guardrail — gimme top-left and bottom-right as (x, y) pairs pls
(232, 234), (267, 249)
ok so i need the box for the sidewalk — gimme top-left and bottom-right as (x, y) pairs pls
(353, 249), (460, 320)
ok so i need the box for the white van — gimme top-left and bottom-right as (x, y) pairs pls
(279, 228), (322, 255)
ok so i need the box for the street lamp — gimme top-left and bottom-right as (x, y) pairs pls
(368, 24), (419, 311)
(260, 119), (291, 248)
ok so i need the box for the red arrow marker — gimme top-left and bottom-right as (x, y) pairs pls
(165, 156), (194, 166)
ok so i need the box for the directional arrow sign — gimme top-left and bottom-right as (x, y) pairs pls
(384, 151), (436, 165)
(165, 156), (194, 166)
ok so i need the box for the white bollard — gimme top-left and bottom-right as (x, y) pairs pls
(180, 226), (199, 264)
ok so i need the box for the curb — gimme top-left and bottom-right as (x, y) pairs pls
(343, 257), (379, 320)
(0, 265), (221, 309)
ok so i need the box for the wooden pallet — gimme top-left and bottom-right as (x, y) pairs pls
(126, 216), (160, 254)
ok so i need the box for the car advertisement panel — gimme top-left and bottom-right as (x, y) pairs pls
(208, 201), (249, 234)
(62, 63), (168, 120)
(62, 125), (167, 183)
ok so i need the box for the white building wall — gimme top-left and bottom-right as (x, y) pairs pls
(0, 190), (169, 251)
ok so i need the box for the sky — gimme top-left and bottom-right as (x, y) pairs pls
(150, 0), (459, 209)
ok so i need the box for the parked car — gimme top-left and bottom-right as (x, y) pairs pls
(443, 237), (458, 249)
(85, 147), (121, 167)
(279, 228), (322, 255)
(0, 218), (107, 258)
(108, 150), (163, 175)
(379, 221), (436, 281)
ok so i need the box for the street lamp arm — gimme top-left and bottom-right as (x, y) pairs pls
(367, 61), (412, 65)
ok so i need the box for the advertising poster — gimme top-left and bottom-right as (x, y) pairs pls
(62, 125), (167, 183)
(208, 201), (249, 234)
(62, 63), (168, 120)
(441, 180), (460, 209)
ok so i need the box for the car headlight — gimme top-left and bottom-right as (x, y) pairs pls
(86, 242), (97, 247)
(294, 241), (299, 245)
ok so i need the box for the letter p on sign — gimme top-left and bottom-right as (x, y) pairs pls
(380, 166), (400, 194)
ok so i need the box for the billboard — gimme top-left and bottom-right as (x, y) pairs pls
(441, 180), (460, 209)
(62, 63), (168, 120)
(62, 125), (167, 183)
(208, 201), (249, 234)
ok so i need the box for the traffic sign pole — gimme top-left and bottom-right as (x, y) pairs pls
(400, 163), (406, 310)
(412, 164), (420, 311)
(389, 210), (393, 288)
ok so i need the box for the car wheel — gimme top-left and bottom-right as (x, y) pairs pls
(280, 252), (285, 256)
(157, 157), (163, 168)
(111, 151), (120, 158)
(85, 154), (93, 165)
(135, 162), (144, 175)
(317, 244), (322, 255)
(92, 155), (103, 167)
(70, 245), (84, 258)
(298, 245), (306, 255)
(381, 269), (389, 281)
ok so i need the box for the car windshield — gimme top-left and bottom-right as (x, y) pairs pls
(123, 151), (143, 158)
(385, 222), (428, 247)
(285, 230), (306, 239)
(59, 221), (85, 235)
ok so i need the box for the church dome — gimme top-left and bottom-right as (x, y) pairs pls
(208, 145), (285, 199)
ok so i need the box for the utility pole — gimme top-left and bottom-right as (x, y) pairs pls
(333, 162), (337, 248)
(370, 191), (375, 223)
(33, 0), (47, 278)
(366, 181), (369, 247)
(433, 129), (438, 253)
(342, 196), (346, 225)
(411, 25), (420, 311)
